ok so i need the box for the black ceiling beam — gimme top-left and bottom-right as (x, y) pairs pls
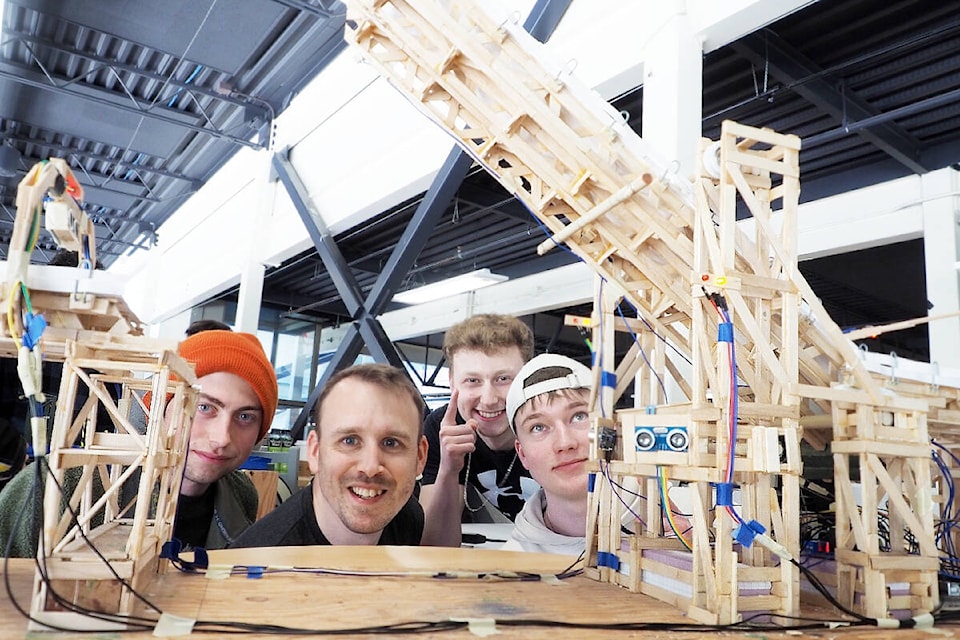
(732, 30), (929, 175)
(7, 133), (200, 184)
(285, 0), (573, 440)
(0, 61), (262, 150)
(803, 85), (960, 150)
(5, 32), (252, 110)
(274, 148), (408, 440)
(273, 150), (411, 404)
(278, 147), (474, 441)
(272, 151), (369, 317)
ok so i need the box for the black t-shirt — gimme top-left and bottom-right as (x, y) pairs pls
(230, 481), (424, 548)
(174, 485), (216, 548)
(421, 403), (536, 522)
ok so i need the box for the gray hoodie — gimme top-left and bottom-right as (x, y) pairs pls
(500, 488), (585, 556)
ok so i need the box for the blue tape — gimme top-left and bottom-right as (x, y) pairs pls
(734, 524), (756, 547)
(587, 472), (596, 493)
(645, 405), (656, 415)
(246, 566), (265, 579)
(717, 322), (733, 343)
(159, 539), (208, 572)
(597, 552), (620, 570)
(22, 313), (47, 349)
(734, 519), (766, 548)
(716, 482), (734, 506)
(600, 370), (617, 389)
(193, 547), (209, 569)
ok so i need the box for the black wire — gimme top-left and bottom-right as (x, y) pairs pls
(3, 462), (46, 626)
(9, 456), (944, 635)
(556, 550), (585, 578)
(493, 616), (870, 633)
(36, 456), (164, 617)
(790, 556), (873, 624)
(190, 619), (468, 635)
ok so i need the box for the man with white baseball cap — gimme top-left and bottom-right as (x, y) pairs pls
(501, 353), (593, 555)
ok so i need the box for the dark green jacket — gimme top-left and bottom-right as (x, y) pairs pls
(0, 462), (258, 557)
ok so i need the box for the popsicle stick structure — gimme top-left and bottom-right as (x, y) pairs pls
(342, 0), (945, 623)
(1, 158), (143, 360)
(6, 159), (200, 629)
(29, 338), (198, 630)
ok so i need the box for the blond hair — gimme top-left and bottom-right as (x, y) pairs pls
(442, 314), (534, 362)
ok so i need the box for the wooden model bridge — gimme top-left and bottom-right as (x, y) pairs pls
(343, 0), (955, 623)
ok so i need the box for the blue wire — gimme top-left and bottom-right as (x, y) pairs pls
(615, 304), (668, 403)
(932, 440), (960, 576)
(601, 459), (647, 528)
(165, 63), (204, 108)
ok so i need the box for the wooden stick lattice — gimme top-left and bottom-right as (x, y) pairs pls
(343, 0), (946, 622)
(8, 160), (202, 629)
(29, 339), (198, 630)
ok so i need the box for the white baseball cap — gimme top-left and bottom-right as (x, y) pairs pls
(506, 353), (592, 431)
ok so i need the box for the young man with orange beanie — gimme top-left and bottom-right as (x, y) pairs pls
(170, 330), (279, 549)
(0, 330), (279, 556)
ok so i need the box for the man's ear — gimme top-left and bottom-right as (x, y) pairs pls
(416, 435), (428, 475)
(306, 428), (321, 474)
(515, 438), (528, 469)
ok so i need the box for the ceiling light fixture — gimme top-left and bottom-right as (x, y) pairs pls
(394, 268), (508, 305)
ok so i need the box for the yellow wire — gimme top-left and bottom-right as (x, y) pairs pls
(658, 466), (692, 551)
(7, 279), (22, 346)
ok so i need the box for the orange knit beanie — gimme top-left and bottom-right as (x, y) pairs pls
(178, 330), (278, 440)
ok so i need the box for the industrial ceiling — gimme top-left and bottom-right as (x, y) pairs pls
(0, 0), (345, 262)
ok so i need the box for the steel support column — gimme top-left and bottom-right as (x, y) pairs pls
(285, 0), (572, 439)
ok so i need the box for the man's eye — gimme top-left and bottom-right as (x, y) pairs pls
(497, 375), (513, 384)
(572, 411), (589, 423)
(529, 423), (546, 433)
(197, 403), (213, 414)
(237, 412), (257, 424)
(341, 436), (358, 446)
(383, 438), (400, 448)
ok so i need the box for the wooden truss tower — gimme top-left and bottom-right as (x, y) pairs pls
(343, 0), (945, 623)
(30, 339), (198, 630)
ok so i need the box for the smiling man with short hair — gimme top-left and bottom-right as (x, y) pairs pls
(231, 363), (428, 547)
(418, 314), (539, 547)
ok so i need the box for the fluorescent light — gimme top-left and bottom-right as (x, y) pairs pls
(394, 268), (508, 305)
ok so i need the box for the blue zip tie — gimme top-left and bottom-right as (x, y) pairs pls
(597, 552), (620, 570)
(718, 322), (734, 343)
(587, 472), (596, 493)
(246, 566), (265, 579)
(645, 405), (656, 415)
(600, 370), (617, 389)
